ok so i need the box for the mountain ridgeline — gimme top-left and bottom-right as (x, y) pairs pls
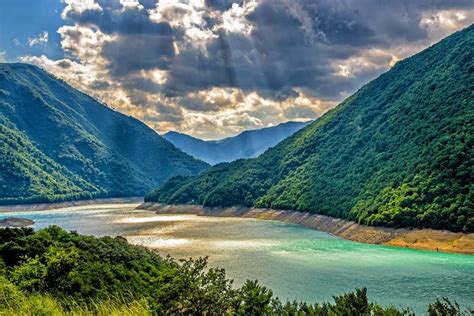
(0, 63), (208, 204)
(146, 25), (474, 232)
(163, 121), (311, 165)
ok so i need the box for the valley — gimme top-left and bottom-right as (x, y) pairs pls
(0, 4), (472, 313)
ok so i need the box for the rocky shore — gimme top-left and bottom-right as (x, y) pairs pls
(138, 203), (474, 255)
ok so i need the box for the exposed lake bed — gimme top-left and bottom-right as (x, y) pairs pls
(141, 203), (474, 255)
(1, 202), (473, 314)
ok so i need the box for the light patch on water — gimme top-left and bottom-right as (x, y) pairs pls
(134, 224), (188, 235)
(115, 214), (256, 225)
(127, 233), (279, 252)
(208, 239), (279, 250)
(115, 214), (199, 223)
(127, 236), (191, 248)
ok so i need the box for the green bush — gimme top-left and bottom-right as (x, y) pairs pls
(1, 227), (472, 315)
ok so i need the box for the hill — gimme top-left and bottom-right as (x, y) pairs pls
(163, 121), (311, 165)
(146, 25), (474, 232)
(0, 63), (208, 204)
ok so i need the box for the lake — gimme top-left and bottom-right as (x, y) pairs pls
(1, 202), (473, 314)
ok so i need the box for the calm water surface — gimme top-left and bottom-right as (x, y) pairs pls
(2, 203), (473, 314)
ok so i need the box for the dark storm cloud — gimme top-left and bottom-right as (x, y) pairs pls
(161, 1), (360, 99)
(161, 0), (474, 101)
(63, 0), (474, 103)
(162, 31), (252, 97)
(102, 34), (175, 76)
(65, 2), (173, 35)
(151, 101), (184, 123)
(121, 76), (162, 93)
(63, 0), (179, 78)
(163, 0), (360, 99)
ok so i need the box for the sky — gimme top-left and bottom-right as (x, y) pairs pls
(0, 0), (473, 140)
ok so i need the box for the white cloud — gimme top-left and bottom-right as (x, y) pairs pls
(58, 25), (112, 63)
(0, 51), (6, 62)
(219, 1), (257, 35)
(421, 9), (474, 40)
(28, 31), (49, 47)
(61, 0), (101, 19)
(149, 0), (206, 29)
(19, 55), (95, 89)
(148, 0), (216, 50)
(334, 48), (399, 78)
(119, 0), (143, 11)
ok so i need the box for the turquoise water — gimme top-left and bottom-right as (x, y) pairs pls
(1, 203), (473, 314)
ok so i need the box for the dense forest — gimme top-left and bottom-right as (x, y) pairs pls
(0, 63), (208, 204)
(0, 226), (470, 315)
(146, 25), (474, 232)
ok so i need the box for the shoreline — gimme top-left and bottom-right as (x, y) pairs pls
(138, 203), (474, 255)
(0, 197), (143, 213)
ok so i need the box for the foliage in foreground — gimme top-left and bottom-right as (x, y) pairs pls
(0, 227), (472, 315)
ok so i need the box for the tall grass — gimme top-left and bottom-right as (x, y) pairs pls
(0, 277), (150, 315)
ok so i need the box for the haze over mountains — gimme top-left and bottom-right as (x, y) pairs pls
(0, 63), (208, 204)
(146, 25), (474, 233)
(163, 121), (311, 165)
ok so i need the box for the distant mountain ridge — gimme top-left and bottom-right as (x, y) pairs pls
(0, 63), (208, 204)
(163, 121), (311, 165)
(146, 25), (474, 232)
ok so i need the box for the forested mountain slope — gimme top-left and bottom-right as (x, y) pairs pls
(163, 121), (310, 165)
(0, 63), (208, 204)
(146, 25), (474, 232)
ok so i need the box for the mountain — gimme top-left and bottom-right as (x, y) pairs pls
(163, 121), (311, 165)
(146, 25), (474, 232)
(0, 63), (208, 204)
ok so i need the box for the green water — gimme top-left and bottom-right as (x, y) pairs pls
(2, 203), (473, 314)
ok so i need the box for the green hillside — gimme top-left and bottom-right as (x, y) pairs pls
(0, 63), (208, 204)
(146, 25), (474, 232)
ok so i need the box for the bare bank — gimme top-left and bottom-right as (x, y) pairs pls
(138, 203), (474, 255)
(0, 197), (143, 213)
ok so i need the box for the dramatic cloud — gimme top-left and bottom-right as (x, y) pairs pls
(18, 0), (474, 139)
